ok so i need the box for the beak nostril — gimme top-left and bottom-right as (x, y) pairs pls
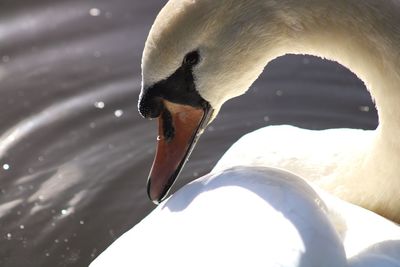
(138, 94), (164, 119)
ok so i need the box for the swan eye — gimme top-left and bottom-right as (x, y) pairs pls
(183, 51), (200, 66)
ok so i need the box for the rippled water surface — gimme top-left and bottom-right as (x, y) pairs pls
(0, 1), (377, 266)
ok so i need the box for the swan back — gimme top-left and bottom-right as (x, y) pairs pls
(91, 167), (347, 267)
(91, 166), (400, 266)
(214, 125), (400, 221)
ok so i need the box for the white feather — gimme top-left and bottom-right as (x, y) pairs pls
(90, 167), (400, 266)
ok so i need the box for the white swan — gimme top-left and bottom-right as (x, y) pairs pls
(137, 0), (400, 222)
(91, 0), (400, 265)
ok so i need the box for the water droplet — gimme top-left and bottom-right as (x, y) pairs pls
(6, 233), (12, 240)
(54, 239), (59, 243)
(263, 116), (270, 122)
(114, 109), (123, 117)
(2, 164), (10, 170)
(45, 252), (50, 257)
(61, 209), (67, 215)
(38, 195), (45, 201)
(89, 8), (101, 16)
(64, 238), (69, 243)
(89, 122), (96, 128)
(359, 106), (370, 112)
(208, 126), (215, 132)
(156, 136), (161, 141)
(275, 90), (283, 96)
(79, 220), (85, 225)
(38, 156), (44, 162)
(94, 101), (105, 109)
(19, 225), (24, 230)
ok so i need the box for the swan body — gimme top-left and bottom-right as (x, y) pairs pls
(90, 167), (400, 267)
(214, 125), (375, 204)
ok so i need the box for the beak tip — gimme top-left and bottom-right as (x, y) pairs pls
(151, 199), (161, 205)
(147, 179), (164, 205)
(148, 192), (163, 205)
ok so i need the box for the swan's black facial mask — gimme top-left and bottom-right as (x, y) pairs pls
(138, 51), (213, 204)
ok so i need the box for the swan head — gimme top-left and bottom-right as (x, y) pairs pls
(139, 0), (279, 203)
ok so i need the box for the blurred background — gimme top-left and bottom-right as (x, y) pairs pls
(0, 0), (377, 266)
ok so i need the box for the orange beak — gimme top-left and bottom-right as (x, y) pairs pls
(147, 100), (212, 204)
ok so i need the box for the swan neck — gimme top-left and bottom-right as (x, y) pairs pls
(265, 0), (400, 141)
(260, 0), (400, 220)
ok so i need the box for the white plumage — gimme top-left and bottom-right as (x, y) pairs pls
(92, 0), (400, 265)
(91, 167), (400, 266)
(141, 0), (400, 222)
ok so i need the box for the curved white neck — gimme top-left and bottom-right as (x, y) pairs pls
(247, 0), (400, 220)
(284, 0), (400, 133)
(234, 0), (398, 144)
(224, 0), (400, 140)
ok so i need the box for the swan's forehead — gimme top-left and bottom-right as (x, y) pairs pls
(142, 0), (221, 87)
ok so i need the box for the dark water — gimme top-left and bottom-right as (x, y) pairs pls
(0, 1), (377, 266)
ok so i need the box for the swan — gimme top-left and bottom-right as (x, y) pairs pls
(136, 0), (400, 223)
(91, 0), (400, 265)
